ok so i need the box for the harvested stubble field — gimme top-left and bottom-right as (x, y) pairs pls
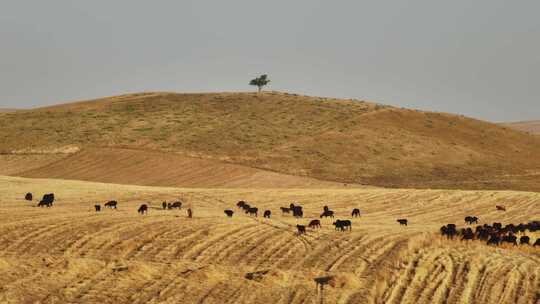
(0, 176), (538, 304)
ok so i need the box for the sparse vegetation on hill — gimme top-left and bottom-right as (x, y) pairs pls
(1, 91), (540, 190)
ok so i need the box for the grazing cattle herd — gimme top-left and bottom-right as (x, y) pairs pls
(440, 216), (540, 247)
(22, 192), (540, 249)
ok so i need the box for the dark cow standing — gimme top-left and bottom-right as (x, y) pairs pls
(461, 228), (474, 241)
(487, 235), (500, 246)
(37, 200), (51, 207)
(308, 219), (321, 229)
(291, 206), (303, 218)
(320, 210), (334, 218)
(246, 207), (258, 217)
(105, 201), (118, 209)
(333, 220), (352, 231)
(296, 225), (306, 235)
(138, 204), (148, 215)
(397, 219), (408, 226)
(351, 208), (361, 218)
(280, 207), (290, 215)
(440, 224), (457, 239)
(95, 204), (101, 212)
(169, 201), (182, 209)
(502, 235), (517, 246)
(38, 193), (54, 207)
(464, 216), (478, 225)
(263, 210), (271, 218)
(520, 236), (530, 245)
(25, 193), (33, 201)
(162, 202), (167, 210)
(224, 209), (234, 217)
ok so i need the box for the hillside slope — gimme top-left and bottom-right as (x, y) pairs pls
(503, 120), (540, 135)
(1, 91), (540, 190)
(18, 148), (356, 188)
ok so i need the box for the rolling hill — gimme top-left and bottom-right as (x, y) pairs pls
(503, 120), (540, 135)
(0, 108), (18, 112)
(2, 91), (540, 190)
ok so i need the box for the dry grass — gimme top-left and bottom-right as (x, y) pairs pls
(15, 147), (363, 189)
(0, 175), (538, 304)
(2, 92), (540, 191)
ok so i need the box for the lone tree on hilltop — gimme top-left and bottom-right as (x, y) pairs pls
(249, 74), (270, 93)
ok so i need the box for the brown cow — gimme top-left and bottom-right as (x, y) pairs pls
(308, 219), (321, 229)
(496, 205), (506, 211)
(296, 225), (306, 235)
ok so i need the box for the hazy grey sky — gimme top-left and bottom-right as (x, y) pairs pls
(1, 1), (539, 121)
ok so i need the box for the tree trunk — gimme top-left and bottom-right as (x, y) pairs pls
(258, 85), (262, 93)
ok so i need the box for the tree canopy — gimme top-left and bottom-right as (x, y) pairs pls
(249, 74), (270, 92)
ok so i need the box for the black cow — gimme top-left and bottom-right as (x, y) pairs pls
(263, 210), (271, 218)
(320, 210), (334, 218)
(487, 235), (500, 246)
(237, 201), (246, 209)
(25, 193), (33, 201)
(351, 208), (361, 217)
(37, 200), (52, 207)
(493, 222), (502, 230)
(520, 236), (530, 245)
(461, 228), (474, 241)
(169, 201), (182, 209)
(333, 220), (352, 231)
(224, 209), (234, 217)
(162, 202), (167, 210)
(95, 204), (101, 212)
(308, 219), (321, 229)
(534, 239), (540, 247)
(296, 225), (306, 235)
(464, 216), (478, 225)
(38, 193), (54, 207)
(292, 206), (303, 218)
(246, 207), (258, 217)
(502, 235), (518, 246)
(397, 219), (408, 226)
(280, 207), (290, 215)
(441, 224), (457, 239)
(104, 201), (118, 209)
(138, 204), (148, 215)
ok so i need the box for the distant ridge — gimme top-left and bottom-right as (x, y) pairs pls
(502, 120), (540, 135)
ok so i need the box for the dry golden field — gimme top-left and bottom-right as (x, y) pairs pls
(1, 175), (539, 304)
